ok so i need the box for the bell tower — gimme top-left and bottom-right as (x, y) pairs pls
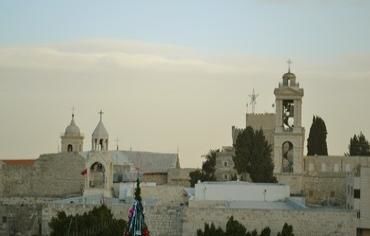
(92, 110), (109, 151)
(273, 61), (305, 174)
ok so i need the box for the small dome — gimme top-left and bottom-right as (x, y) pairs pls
(282, 71), (296, 80)
(64, 115), (81, 136)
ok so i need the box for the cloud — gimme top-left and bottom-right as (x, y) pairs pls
(0, 40), (286, 75)
(1, 39), (369, 82)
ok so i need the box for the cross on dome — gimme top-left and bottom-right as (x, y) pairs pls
(287, 59), (292, 73)
(99, 110), (104, 121)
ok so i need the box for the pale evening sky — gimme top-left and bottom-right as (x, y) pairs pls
(0, 0), (370, 167)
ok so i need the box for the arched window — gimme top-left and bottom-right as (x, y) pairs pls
(67, 144), (73, 152)
(89, 162), (105, 188)
(282, 141), (293, 173)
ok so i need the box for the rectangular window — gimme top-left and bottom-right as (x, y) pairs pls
(309, 190), (313, 197)
(330, 191), (335, 198)
(2, 216), (6, 223)
(357, 211), (361, 219)
(354, 189), (360, 199)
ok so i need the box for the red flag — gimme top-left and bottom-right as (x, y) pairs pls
(81, 168), (87, 176)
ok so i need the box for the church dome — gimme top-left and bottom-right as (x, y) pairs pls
(282, 71), (296, 80)
(64, 115), (81, 136)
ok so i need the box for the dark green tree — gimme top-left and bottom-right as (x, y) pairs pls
(277, 223), (294, 236)
(347, 132), (370, 156)
(197, 217), (293, 236)
(189, 149), (219, 187)
(197, 223), (224, 236)
(225, 216), (247, 236)
(134, 178), (142, 202)
(260, 227), (271, 236)
(307, 116), (328, 156)
(233, 126), (276, 183)
(49, 205), (126, 236)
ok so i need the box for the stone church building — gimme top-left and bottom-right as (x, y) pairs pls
(0, 111), (183, 198)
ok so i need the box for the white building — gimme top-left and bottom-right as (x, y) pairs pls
(194, 181), (289, 202)
(346, 167), (370, 234)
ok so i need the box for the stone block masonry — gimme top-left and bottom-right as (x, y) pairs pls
(182, 208), (356, 236)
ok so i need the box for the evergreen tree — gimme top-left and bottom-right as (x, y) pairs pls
(250, 229), (258, 236)
(225, 216), (247, 236)
(233, 126), (276, 183)
(189, 149), (219, 187)
(347, 132), (370, 156)
(307, 116), (328, 156)
(197, 217), (293, 236)
(277, 223), (294, 236)
(260, 227), (271, 236)
(49, 205), (126, 236)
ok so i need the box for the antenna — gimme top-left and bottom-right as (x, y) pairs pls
(248, 89), (259, 114)
(115, 137), (119, 151)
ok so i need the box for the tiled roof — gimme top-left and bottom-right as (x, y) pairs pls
(1, 159), (36, 166)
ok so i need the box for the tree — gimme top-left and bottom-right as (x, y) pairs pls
(233, 126), (276, 183)
(225, 216), (247, 236)
(307, 116), (328, 156)
(189, 149), (219, 187)
(49, 205), (126, 236)
(260, 227), (271, 236)
(347, 132), (370, 156)
(197, 217), (293, 236)
(197, 223), (224, 236)
(277, 223), (294, 236)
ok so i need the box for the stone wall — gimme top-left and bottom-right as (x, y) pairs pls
(142, 173), (168, 185)
(276, 173), (303, 195)
(0, 200), (43, 236)
(167, 168), (194, 187)
(0, 164), (34, 197)
(141, 185), (188, 206)
(182, 207), (356, 236)
(303, 174), (347, 206)
(0, 153), (85, 197)
(0, 197), (358, 236)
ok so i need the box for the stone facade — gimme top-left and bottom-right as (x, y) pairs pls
(0, 202), (42, 236)
(167, 168), (195, 187)
(0, 153), (85, 198)
(346, 167), (370, 234)
(182, 207), (356, 236)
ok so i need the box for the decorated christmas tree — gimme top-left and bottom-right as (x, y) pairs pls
(125, 178), (150, 236)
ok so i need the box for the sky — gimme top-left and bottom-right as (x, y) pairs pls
(0, 1), (370, 167)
